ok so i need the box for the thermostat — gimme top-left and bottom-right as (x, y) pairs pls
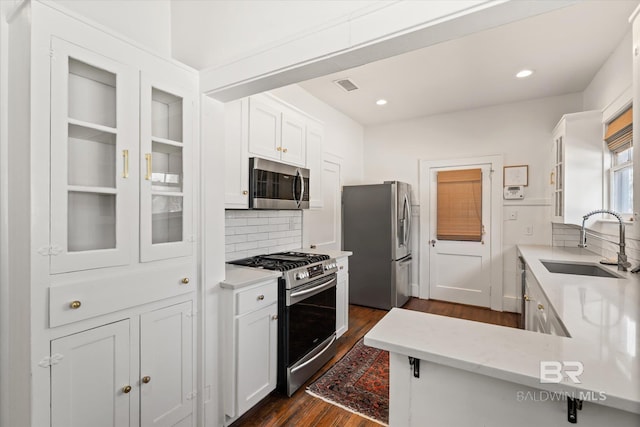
(504, 185), (524, 200)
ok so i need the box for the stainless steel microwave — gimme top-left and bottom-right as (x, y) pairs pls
(249, 157), (310, 209)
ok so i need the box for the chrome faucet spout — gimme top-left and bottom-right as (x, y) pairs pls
(578, 209), (630, 271)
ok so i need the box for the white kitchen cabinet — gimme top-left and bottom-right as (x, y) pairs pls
(49, 36), (196, 273)
(50, 301), (194, 427)
(305, 123), (324, 208)
(49, 38), (138, 273)
(224, 93), (324, 208)
(524, 267), (568, 337)
(5, 3), (199, 426)
(551, 111), (603, 225)
(51, 320), (132, 427)
(222, 280), (278, 423)
(336, 256), (349, 338)
(139, 73), (195, 262)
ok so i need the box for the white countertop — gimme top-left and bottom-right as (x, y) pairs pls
(365, 244), (640, 414)
(221, 265), (281, 290)
(296, 248), (353, 259)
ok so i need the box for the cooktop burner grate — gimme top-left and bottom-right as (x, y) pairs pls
(228, 251), (330, 271)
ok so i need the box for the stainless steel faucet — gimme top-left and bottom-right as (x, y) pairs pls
(578, 209), (631, 271)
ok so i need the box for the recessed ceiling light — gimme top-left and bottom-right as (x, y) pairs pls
(376, 99), (388, 106)
(516, 69), (534, 78)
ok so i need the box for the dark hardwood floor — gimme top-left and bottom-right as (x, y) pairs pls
(230, 298), (519, 427)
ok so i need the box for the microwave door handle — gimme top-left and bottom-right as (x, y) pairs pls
(298, 169), (305, 207)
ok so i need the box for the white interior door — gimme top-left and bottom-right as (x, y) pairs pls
(429, 164), (492, 307)
(304, 158), (341, 250)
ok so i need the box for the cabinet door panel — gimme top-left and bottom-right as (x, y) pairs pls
(51, 320), (131, 427)
(140, 74), (194, 262)
(236, 303), (277, 416)
(306, 124), (324, 208)
(281, 112), (306, 166)
(248, 98), (281, 160)
(140, 301), (193, 427)
(50, 37), (137, 273)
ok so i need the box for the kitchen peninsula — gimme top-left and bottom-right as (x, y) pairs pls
(365, 245), (640, 426)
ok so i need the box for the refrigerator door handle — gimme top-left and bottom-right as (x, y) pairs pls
(403, 194), (411, 247)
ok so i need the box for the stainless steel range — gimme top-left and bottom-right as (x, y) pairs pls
(228, 251), (338, 396)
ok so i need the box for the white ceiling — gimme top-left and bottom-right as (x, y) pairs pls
(298, 1), (639, 126)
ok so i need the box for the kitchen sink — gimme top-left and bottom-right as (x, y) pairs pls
(540, 260), (621, 278)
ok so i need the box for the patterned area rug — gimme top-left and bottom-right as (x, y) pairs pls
(306, 338), (389, 425)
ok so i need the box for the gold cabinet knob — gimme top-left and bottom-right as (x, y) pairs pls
(523, 295), (531, 301)
(181, 277), (190, 284)
(283, 148), (288, 153)
(537, 303), (545, 311)
(142, 376), (151, 384)
(122, 385), (132, 394)
(242, 190), (248, 195)
(70, 300), (82, 309)
(276, 146), (282, 152)
(272, 314), (278, 320)
(257, 295), (265, 301)
(339, 266), (344, 270)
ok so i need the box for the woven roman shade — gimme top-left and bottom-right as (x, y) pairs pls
(605, 107), (632, 152)
(437, 169), (482, 241)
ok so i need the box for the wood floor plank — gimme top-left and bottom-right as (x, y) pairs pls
(230, 298), (519, 426)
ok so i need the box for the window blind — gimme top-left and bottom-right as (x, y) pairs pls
(437, 168), (482, 241)
(605, 107), (632, 152)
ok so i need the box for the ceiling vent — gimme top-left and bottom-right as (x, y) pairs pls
(334, 78), (359, 92)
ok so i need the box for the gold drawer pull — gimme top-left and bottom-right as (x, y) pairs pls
(276, 146), (282, 152)
(181, 277), (190, 284)
(523, 295), (531, 301)
(538, 303), (545, 311)
(283, 148), (288, 153)
(257, 295), (265, 301)
(122, 385), (132, 394)
(142, 376), (151, 384)
(242, 190), (248, 195)
(70, 300), (82, 309)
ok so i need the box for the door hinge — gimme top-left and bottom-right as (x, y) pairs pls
(186, 391), (197, 400)
(408, 357), (420, 378)
(49, 48), (54, 58)
(37, 245), (62, 256)
(38, 353), (64, 368)
(186, 310), (198, 318)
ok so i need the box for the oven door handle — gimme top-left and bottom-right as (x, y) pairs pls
(289, 277), (336, 304)
(290, 334), (337, 375)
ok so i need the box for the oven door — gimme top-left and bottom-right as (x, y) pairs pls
(286, 274), (336, 365)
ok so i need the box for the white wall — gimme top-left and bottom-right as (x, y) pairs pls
(50, 0), (172, 56)
(363, 93), (584, 310)
(583, 30), (632, 112)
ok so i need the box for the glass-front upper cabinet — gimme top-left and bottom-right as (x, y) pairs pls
(50, 38), (138, 274)
(139, 75), (193, 262)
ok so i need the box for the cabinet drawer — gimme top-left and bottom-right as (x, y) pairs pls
(49, 263), (195, 327)
(236, 281), (278, 316)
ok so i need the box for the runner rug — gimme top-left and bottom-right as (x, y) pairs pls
(306, 337), (389, 425)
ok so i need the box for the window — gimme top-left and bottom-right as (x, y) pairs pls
(606, 106), (633, 214)
(437, 168), (482, 241)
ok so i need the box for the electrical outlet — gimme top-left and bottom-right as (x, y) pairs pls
(525, 225), (533, 236)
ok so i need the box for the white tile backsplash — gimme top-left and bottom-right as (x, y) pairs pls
(225, 210), (302, 261)
(551, 222), (640, 266)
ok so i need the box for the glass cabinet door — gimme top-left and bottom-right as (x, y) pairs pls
(139, 74), (193, 262)
(50, 38), (137, 273)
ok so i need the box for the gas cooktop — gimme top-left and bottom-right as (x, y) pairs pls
(228, 251), (330, 272)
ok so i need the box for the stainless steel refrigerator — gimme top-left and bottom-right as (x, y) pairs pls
(342, 181), (412, 310)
